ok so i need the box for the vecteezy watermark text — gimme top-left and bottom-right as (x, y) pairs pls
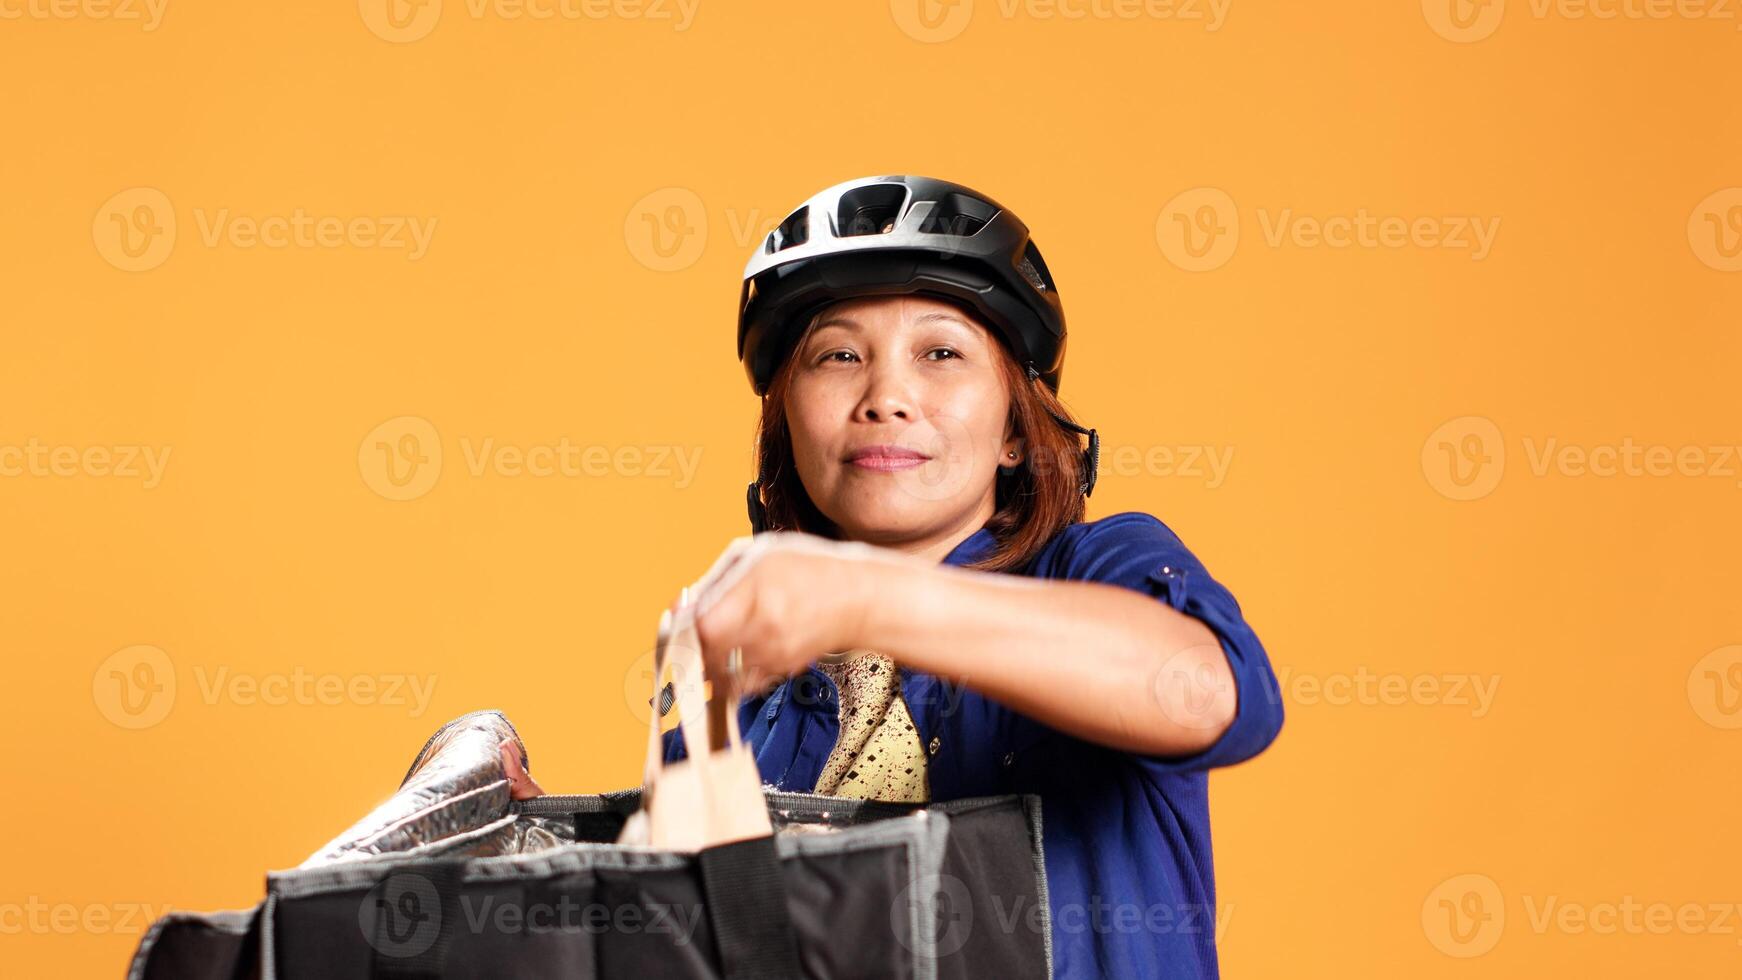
(1276, 666), (1500, 718)
(1156, 188), (1501, 271)
(1423, 873), (1742, 958)
(361, 872), (704, 960)
(0, 898), (174, 935)
(93, 645), (439, 730)
(93, 188), (437, 272)
(1422, 416), (1742, 501)
(359, 0), (700, 43)
(0, 0), (168, 29)
(358, 417), (705, 501)
(889, 0), (1231, 44)
(1424, 0), (1742, 43)
(0, 440), (170, 489)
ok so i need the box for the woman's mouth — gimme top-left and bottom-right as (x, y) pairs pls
(844, 444), (933, 471)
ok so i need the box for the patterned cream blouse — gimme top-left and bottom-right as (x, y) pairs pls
(811, 650), (929, 803)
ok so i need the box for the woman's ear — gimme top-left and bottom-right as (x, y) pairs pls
(1001, 422), (1026, 462)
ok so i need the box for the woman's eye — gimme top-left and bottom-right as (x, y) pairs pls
(815, 349), (959, 364)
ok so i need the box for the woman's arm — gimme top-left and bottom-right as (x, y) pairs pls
(859, 561), (1238, 757)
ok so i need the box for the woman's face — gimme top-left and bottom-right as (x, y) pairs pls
(784, 294), (1021, 546)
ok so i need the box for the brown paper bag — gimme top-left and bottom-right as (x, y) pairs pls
(617, 589), (771, 851)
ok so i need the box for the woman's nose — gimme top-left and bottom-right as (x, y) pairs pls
(856, 383), (913, 422)
(854, 361), (917, 422)
(861, 401), (909, 422)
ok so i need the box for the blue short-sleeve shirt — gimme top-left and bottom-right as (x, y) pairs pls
(663, 511), (1284, 978)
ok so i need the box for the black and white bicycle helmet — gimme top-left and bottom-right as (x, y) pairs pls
(738, 174), (1070, 396)
(737, 175), (1098, 527)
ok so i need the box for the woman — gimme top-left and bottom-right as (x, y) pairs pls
(513, 175), (1283, 978)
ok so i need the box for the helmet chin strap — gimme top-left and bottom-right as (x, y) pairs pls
(744, 365), (1098, 533)
(747, 479), (771, 534)
(1025, 365), (1100, 498)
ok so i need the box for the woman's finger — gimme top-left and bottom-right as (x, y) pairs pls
(695, 534), (784, 616)
(498, 739), (544, 800)
(695, 570), (759, 674)
(684, 535), (758, 607)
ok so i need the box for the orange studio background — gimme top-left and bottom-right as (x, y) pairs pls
(1, 1), (1738, 976)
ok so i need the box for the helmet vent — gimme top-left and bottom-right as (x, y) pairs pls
(766, 206), (810, 254)
(836, 184), (908, 237)
(915, 192), (995, 238)
(1017, 240), (1053, 293)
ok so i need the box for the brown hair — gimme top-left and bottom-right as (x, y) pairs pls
(749, 300), (1089, 573)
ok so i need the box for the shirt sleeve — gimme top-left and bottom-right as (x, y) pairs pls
(1055, 511), (1284, 774)
(661, 723), (686, 763)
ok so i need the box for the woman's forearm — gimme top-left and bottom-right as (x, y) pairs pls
(858, 561), (1238, 757)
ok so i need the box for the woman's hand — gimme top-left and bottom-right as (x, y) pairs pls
(677, 532), (918, 691)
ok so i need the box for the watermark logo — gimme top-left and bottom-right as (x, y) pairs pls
(892, 0), (1229, 39)
(889, 415), (982, 505)
(361, 0), (699, 39)
(1688, 187), (1742, 272)
(1688, 645), (1742, 729)
(0, 898), (175, 936)
(1152, 644), (1236, 731)
(1274, 666), (1501, 718)
(0, 0), (168, 29)
(886, 879), (1225, 951)
(94, 187), (176, 272)
(1427, 0), (1742, 41)
(1549, 0), (1742, 24)
(360, 0), (443, 41)
(361, 872), (442, 959)
(622, 642), (706, 727)
(93, 645), (439, 727)
(892, 872), (975, 959)
(93, 644), (176, 730)
(1423, 873), (1506, 957)
(1424, 417), (1742, 499)
(458, 439), (702, 485)
(1253, 209), (1500, 259)
(190, 209), (436, 257)
(360, 416), (444, 501)
(627, 188), (981, 269)
(361, 882), (705, 949)
(992, 892), (1232, 940)
(359, 417), (705, 500)
(1519, 437), (1742, 485)
(1422, 0), (1505, 41)
(94, 190), (437, 270)
(624, 187), (708, 272)
(1421, 415), (1505, 501)
(1100, 442), (1235, 488)
(890, 0), (974, 41)
(0, 440), (172, 489)
(1156, 187), (1239, 272)
(854, 430), (1227, 504)
(1427, 873), (1742, 954)
(1159, 191), (1501, 269)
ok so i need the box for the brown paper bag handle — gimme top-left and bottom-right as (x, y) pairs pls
(639, 588), (746, 789)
